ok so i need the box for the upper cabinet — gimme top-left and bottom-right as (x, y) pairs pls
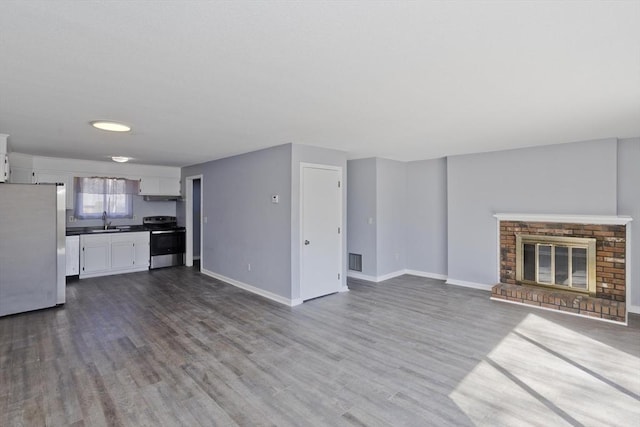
(8, 152), (34, 184)
(35, 170), (74, 209)
(138, 176), (181, 196)
(6, 152), (182, 202)
(0, 134), (8, 183)
(0, 154), (8, 183)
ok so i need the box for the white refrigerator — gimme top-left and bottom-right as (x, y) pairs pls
(0, 183), (66, 316)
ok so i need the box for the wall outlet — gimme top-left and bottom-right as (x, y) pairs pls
(204, 216), (208, 224)
(247, 263), (251, 271)
(133, 215), (137, 220)
(368, 217), (374, 224)
(68, 215), (74, 222)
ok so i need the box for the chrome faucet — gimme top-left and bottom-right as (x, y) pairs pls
(102, 211), (111, 229)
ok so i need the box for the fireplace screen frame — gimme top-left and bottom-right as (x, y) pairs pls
(515, 234), (597, 295)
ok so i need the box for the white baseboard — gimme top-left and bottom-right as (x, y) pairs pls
(346, 271), (378, 282)
(200, 268), (301, 307)
(347, 269), (447, 283)
(446, 278), (493, 291)
(404, 269), (448, 281)
(376, 270), (407, 282)
(629, 304), (640, 315)
(339, 286), (350, 293)
(347, 270), (405, 282)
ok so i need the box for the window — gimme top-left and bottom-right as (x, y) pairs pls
(74, 177), (139, 219)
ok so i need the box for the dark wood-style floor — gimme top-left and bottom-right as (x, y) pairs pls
(1, 267), (639, 426)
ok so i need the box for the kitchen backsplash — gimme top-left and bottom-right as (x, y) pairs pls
(66, 196), (176, 228)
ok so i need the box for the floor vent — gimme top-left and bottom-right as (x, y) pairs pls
(349, 253), (362, 272)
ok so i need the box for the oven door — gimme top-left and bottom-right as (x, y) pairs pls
(150, 230), (186, 256)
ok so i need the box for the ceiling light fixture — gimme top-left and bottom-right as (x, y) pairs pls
(91, 120), (131, 132)
(111, 156), (130, 163)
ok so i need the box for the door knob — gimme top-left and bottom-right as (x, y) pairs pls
(304, 240), (310, 245)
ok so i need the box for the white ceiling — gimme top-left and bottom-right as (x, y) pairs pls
(1, 1), (638, 167)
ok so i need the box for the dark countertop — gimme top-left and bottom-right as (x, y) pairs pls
(66, 225), (148, 236)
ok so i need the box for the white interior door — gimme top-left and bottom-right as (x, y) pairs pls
(301, 165), (342, 301)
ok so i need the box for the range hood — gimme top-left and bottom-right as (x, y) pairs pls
(143, 195), (183, 202)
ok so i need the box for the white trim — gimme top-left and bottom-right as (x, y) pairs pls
(446, 278), (493, 291)
(376, 269), (406, 282)
(184, 174), (203, 268)
(493, 213), (632, 225)
(347, 271), (378, 282)
(339, 286), (350, 293)
(629, 304), (640, 315)
(80, 265), (149, 279)
(404, 269), (448, 281)
(346, 270), (404, 282)
(496, 216), (501, 283)
(491, 297), (627, 326)
(347, 269), (447, 283)
(625, 222), (632, 323)
(299, 162), (344, 301)
(200, 268), (302, 307)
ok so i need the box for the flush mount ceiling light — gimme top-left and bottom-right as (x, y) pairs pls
(111, 156), (130, 163)
(90, 120), (131, 132)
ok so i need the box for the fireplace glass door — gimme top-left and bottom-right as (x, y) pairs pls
(516, 235), (596, 294)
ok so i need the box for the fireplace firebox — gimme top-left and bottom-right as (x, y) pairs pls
(516, 234), (596, 295)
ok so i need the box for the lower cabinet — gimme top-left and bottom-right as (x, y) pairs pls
(80, 232), (150, 279)
(65, 235), (80, 276)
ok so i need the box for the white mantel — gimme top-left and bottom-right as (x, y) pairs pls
(493, 213), (632, 225)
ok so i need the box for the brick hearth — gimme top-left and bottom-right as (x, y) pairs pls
(491, 283), (626, 322)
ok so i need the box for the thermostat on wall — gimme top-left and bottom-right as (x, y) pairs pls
(271, 194), (279, 204)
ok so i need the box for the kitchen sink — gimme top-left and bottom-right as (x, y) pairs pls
(90, 228), (121, 233)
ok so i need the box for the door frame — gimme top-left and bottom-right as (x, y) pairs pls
(299, 162), (344, 301)
(185, 174), (203, 268)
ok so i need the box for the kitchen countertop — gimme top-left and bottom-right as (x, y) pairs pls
(66, 225), (148, 236)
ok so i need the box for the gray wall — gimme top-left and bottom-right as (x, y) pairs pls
(346, 158), (377, 276)
(447, 138), (618, 286)
(182, 144), (293, 299)
(617, 137), (640, 308)
(193, 179), (201, 258)
(406, 158), (448, 276)
(291, 144), (348, 300)
(346, 157), (447, 278)
(375, 158), (407, 276)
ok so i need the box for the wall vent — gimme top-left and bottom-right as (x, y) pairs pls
(349, 253), (362, 272)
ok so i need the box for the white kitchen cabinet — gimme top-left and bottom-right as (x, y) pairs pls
(80, 234), (111, 277)
(110, 238), (135, 269)
(9, 167), (34, 184)
(80, 232), (149, 278)
(139, 176), (181, 196)
(35, 171), (74, 209)
(0, 154), (8, 183)
(65, 235), (80, 276)
(133, 233), (150, 267)
(110, 232), (149, 270)
(0, 135), (7, 183)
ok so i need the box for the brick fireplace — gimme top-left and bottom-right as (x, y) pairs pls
(491, 214), (632, 324)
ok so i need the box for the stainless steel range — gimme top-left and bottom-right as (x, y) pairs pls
(143, 216), (185, 269)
